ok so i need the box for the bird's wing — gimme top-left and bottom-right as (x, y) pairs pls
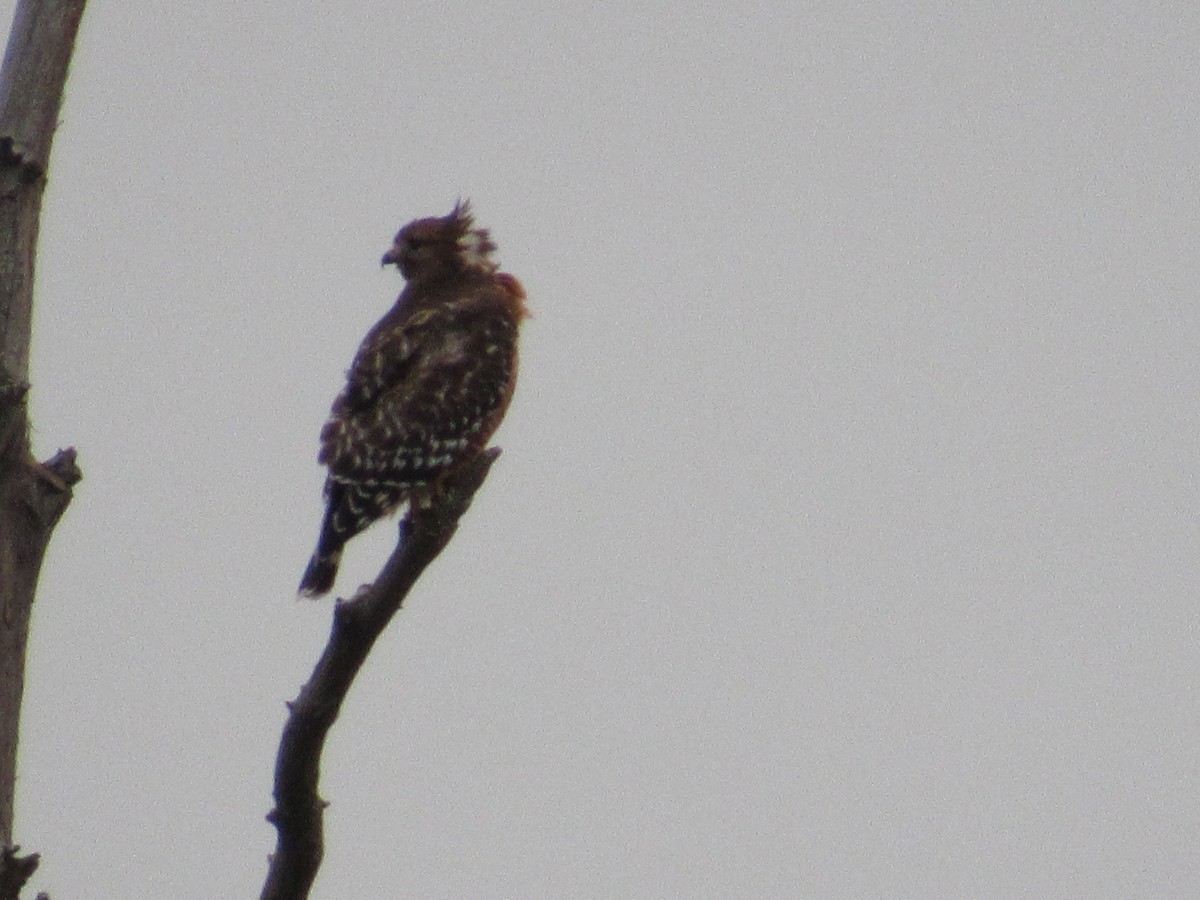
(318, 296), (518, 486)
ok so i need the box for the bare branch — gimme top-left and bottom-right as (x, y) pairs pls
(261, 448), (502, 900)
(0, 0), (87, 866)
(0, 0), (88, 379)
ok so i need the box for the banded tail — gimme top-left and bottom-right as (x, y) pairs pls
(298, 547), (343, 597)
(299, 480), (400, 597)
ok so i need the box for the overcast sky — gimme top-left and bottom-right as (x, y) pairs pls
(6, 2), (1199, 897)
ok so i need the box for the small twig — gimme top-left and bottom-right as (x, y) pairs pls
(261, 448), (501, 900)
(0, 845), (38, 900)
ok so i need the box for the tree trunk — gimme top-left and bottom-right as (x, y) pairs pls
(0, 1), (87, 890)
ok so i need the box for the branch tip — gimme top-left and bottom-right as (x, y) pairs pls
(0, 845), (40, 898)
(41, 447), (80, 487)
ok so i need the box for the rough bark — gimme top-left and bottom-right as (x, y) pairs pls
(0, 0), (87, 895)
(261, 448), (501, 900)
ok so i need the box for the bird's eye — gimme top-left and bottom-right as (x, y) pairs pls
(405, 237), (425, 250)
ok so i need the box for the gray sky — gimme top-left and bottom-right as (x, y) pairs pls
(8, 2), (1199, 897)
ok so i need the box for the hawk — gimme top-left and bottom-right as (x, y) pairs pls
(299, 201), (528, 597)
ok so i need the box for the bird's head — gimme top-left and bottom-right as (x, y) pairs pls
(381, 200), (498, 284)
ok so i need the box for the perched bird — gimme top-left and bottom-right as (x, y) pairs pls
(299, 201), (528, 597)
